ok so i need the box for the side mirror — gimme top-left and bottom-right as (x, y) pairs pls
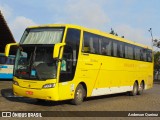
(5, 43), (19, 57)
(53, 43), (66, 58)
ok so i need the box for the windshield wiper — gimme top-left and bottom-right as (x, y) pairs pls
(29, 46), (40, 79)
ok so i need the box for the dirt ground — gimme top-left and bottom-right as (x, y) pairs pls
(0, 80), (160, 119)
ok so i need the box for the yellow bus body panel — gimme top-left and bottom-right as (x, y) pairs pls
(77, 54), (153, 96)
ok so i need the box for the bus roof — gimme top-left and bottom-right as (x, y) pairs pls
(27, 24), (152, 50)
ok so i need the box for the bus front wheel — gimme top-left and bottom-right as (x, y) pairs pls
(130, 82), (138, 96)
(71, 84), (85, 105)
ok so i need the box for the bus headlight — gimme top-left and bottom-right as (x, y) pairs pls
(13, 81), (19, 86)
(42, 83), (56, 88)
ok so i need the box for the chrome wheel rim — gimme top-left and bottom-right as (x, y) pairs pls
(133, 83), (137, 94)
(76, 89), (83, 101)
(139, 83), (144, 91)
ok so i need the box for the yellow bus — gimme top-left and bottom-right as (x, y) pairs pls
(5, 24), (153, 105)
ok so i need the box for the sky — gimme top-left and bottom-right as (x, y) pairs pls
(0, 0), (160, 47)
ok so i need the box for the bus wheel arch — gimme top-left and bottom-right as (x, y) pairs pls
(71, 82), (87, 105)
(130, 80), (138, 96)
(137, 80), (145, 95)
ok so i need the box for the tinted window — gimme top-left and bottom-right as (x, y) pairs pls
(135, 47), (141, 60)
(0, 56), (6, 64)
(6, 58), (15, 65)
(65, 28), (80, 64)
(125, 45), (128, 58)
(106, 39), (112, 56)
(83, 32), (99, 54)
(100, 37), (112, 56)
(82, 31), (152, 62)
(118, 42), (124, 58)
(113, 42), (118, 57)
(125, 44), (134, 59)
(60, 28), (80, 82)
(128, 46), (134, 59)
(0, 56), (15, 65)
(141, 49), (147, 61)
(147, 50), (152, 62)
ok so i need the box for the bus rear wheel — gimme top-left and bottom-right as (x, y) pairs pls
(137, 82), (144, 95)
(71, 84), (85, 105)
(130, 82), (138, 96)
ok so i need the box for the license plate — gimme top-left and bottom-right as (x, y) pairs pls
(26, 91), (33, 95)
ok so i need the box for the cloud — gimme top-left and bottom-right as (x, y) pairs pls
(48, 0), (151, 47)
(0, 0), (155, 48)
(0, 3), (37, 42)
(67, 0), (110, 29)
(50, 0), (110, 30)
(0, 4), (12, 20)
(114, 24), (152, 47)
(9, 16), (37, 41)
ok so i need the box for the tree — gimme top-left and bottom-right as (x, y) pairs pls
(154, 51), (160, 71)
(110, 28), (115, 35)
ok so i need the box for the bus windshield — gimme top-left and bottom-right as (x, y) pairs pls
(14, 45), (57, 80)
(20, 28), (64, 44)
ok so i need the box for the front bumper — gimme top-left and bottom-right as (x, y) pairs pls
(13, 84), (59, 101)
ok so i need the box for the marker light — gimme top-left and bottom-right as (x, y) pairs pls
(13, 81), (19, 86)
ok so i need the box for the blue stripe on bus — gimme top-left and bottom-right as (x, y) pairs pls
(0, 65), (8, 68)
(0, 73), (13, 79)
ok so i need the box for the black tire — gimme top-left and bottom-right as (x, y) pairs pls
(130, 82), (138, 96)
(71, 84), (85, 105)
(137, 82), (144, 95)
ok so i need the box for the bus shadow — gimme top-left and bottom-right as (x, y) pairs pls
(1, 88), (70, 106)
(0, 79), (13, 81)
(154, 80), (160, 84)
(1, 88), (130, 106)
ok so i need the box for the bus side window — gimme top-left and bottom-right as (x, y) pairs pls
(89, 37), (95, 53)
(61, 48), (73, 73)
(125, 44), (133, 59)
(113, 42), (118, 57)
(100, 37), (112, 56)
(147, 50), (152, 62)
(101, 43), (107, 55)
(61, 59), (67, 71)
(93, 35), (99, 54)
(83, 32), (90, 53)
(128, 45), (134, 59)
(134, 47), (140, 60)
(140, 49), (147, 61)
(119, 42), (124, 58)
(100, 37), (110, 56)
(60, 28), (80, 82)
(140, 49), (143, 61)
(144, 49), (147, 61)
(60, 47), (73, 82)
(125, 45), (128, 58)
(83, 32), (99, 54)
(107, 40), (112, 56)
